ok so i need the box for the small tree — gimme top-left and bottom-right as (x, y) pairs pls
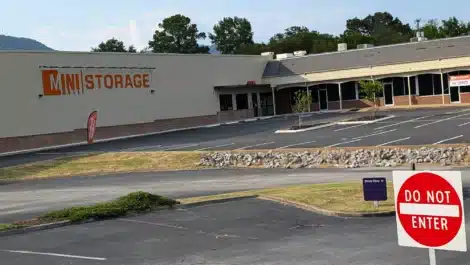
(358, 80), (384, 116)
(292, 90), (312, 126)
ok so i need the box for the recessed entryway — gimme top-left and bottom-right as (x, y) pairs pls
(318, 89), (328, 110)
(450, 86), (460, 103)
(383, 82), (394, 106)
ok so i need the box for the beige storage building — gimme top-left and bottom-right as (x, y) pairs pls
(2, 35), (470, 154)
(0, 51), (272, 153)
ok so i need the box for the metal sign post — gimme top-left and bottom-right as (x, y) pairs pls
(412, 163), (436, 265)
(429, 248), (436, 265)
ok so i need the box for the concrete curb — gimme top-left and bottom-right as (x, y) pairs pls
(179, 195), (259, 208)
(258, 195), (395, 218)
(275, 122), (336, 134)
(0, 196), (259, 237)
(0, 220), (72, 237)
(336, 115), (396, 125)
(0, 117), (274, 158)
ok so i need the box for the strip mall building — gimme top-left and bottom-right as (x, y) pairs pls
(2, 36), (470, 153)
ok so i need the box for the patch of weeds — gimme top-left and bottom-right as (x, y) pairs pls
(0, 223), (27, 231)
(39, 191), (180, 223)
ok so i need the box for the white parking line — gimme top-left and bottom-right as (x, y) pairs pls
(334, 124), (365, 131)
(374, 115), (432, 130)
(326, 139), (362, 148)
(235, 142), (275, 150)
(196, 143), (235, 151)
(376, 137), (411, 147)
(119, 218), (188, 230)
(277, 141), (317, 149)
(352, 129), (397, 140)
(0, 249), (107, 261)
(163, 143), (199, 151)
(36, 152), (90, 155)
(446, 108), (470, 114)
(225, 121), (240, 125)
(433, 135), (464, 145)
(124, 144), (162, 151)
(414, 112), (470, 129)
(458, 121), (470, 127)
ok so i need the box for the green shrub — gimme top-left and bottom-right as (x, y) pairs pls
(40, 191), (179, 222)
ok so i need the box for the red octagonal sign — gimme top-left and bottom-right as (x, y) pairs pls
(393, 171), (466, 252)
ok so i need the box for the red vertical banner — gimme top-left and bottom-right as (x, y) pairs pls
(87, 111), (98, 144)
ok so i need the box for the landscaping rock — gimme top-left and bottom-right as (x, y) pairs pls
(199, 146), (469, 169)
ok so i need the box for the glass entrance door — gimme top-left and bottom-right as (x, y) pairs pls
(318, 89), (328, 110)
(259, 92), (274, 116)
(450, 86), (460, 103)
(384, 83), (394, 105)
(252, 93), (259, 117)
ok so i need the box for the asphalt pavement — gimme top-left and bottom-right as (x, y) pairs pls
(2, 106), (470, 264)
(0, 167), (408, 223)
(3, 107), (470, 169)
(1, 166), (469, 223)
(1, 198), (470, 265)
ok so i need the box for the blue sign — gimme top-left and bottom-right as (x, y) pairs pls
(362, 177), (387, 201)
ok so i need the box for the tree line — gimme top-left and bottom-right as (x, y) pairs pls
(91, 12), (470, 55)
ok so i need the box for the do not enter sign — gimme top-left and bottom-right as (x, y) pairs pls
(393, 171), (466, 252)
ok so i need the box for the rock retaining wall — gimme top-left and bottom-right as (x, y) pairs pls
(200, 146), (470, 168)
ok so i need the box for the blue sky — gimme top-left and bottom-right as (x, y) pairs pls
(1, 0), (470, 51)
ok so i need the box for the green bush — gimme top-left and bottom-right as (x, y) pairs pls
(40, 191), (179, 222)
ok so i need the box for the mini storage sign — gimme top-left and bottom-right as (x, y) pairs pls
(393, 171), (466, 252)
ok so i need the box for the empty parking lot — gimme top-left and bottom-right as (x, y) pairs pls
(1, 198), (470, 265)
(40, 107), (470, 152)
(3, 107), (470, 168)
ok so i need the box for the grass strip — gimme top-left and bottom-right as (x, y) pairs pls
(0, 152), (205, 180)
(180, 182), (395, 213)
(0, 224), (27, 231)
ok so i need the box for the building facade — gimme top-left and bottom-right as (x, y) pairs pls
(2, 35), (470, 153)
(0, 51), (269, 153)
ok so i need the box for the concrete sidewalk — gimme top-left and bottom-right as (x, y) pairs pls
(358, 103), (470, 112)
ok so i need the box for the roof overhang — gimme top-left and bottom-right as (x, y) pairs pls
(263, 56), (470, 88)
(214, 84), (270, 90)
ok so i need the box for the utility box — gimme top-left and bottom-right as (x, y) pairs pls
(337, 43), (348, 51)
(357, 44), (374, 49)
(261, 52), (274, 59)
(293, 50), (307, 56)
(276, 53), (294, 60)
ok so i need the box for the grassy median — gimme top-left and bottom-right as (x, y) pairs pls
(0, 152), (204, 180)
(180, 182), (395, 214)
(6, 191), (179, 229)
(0, 183), (394, 233)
